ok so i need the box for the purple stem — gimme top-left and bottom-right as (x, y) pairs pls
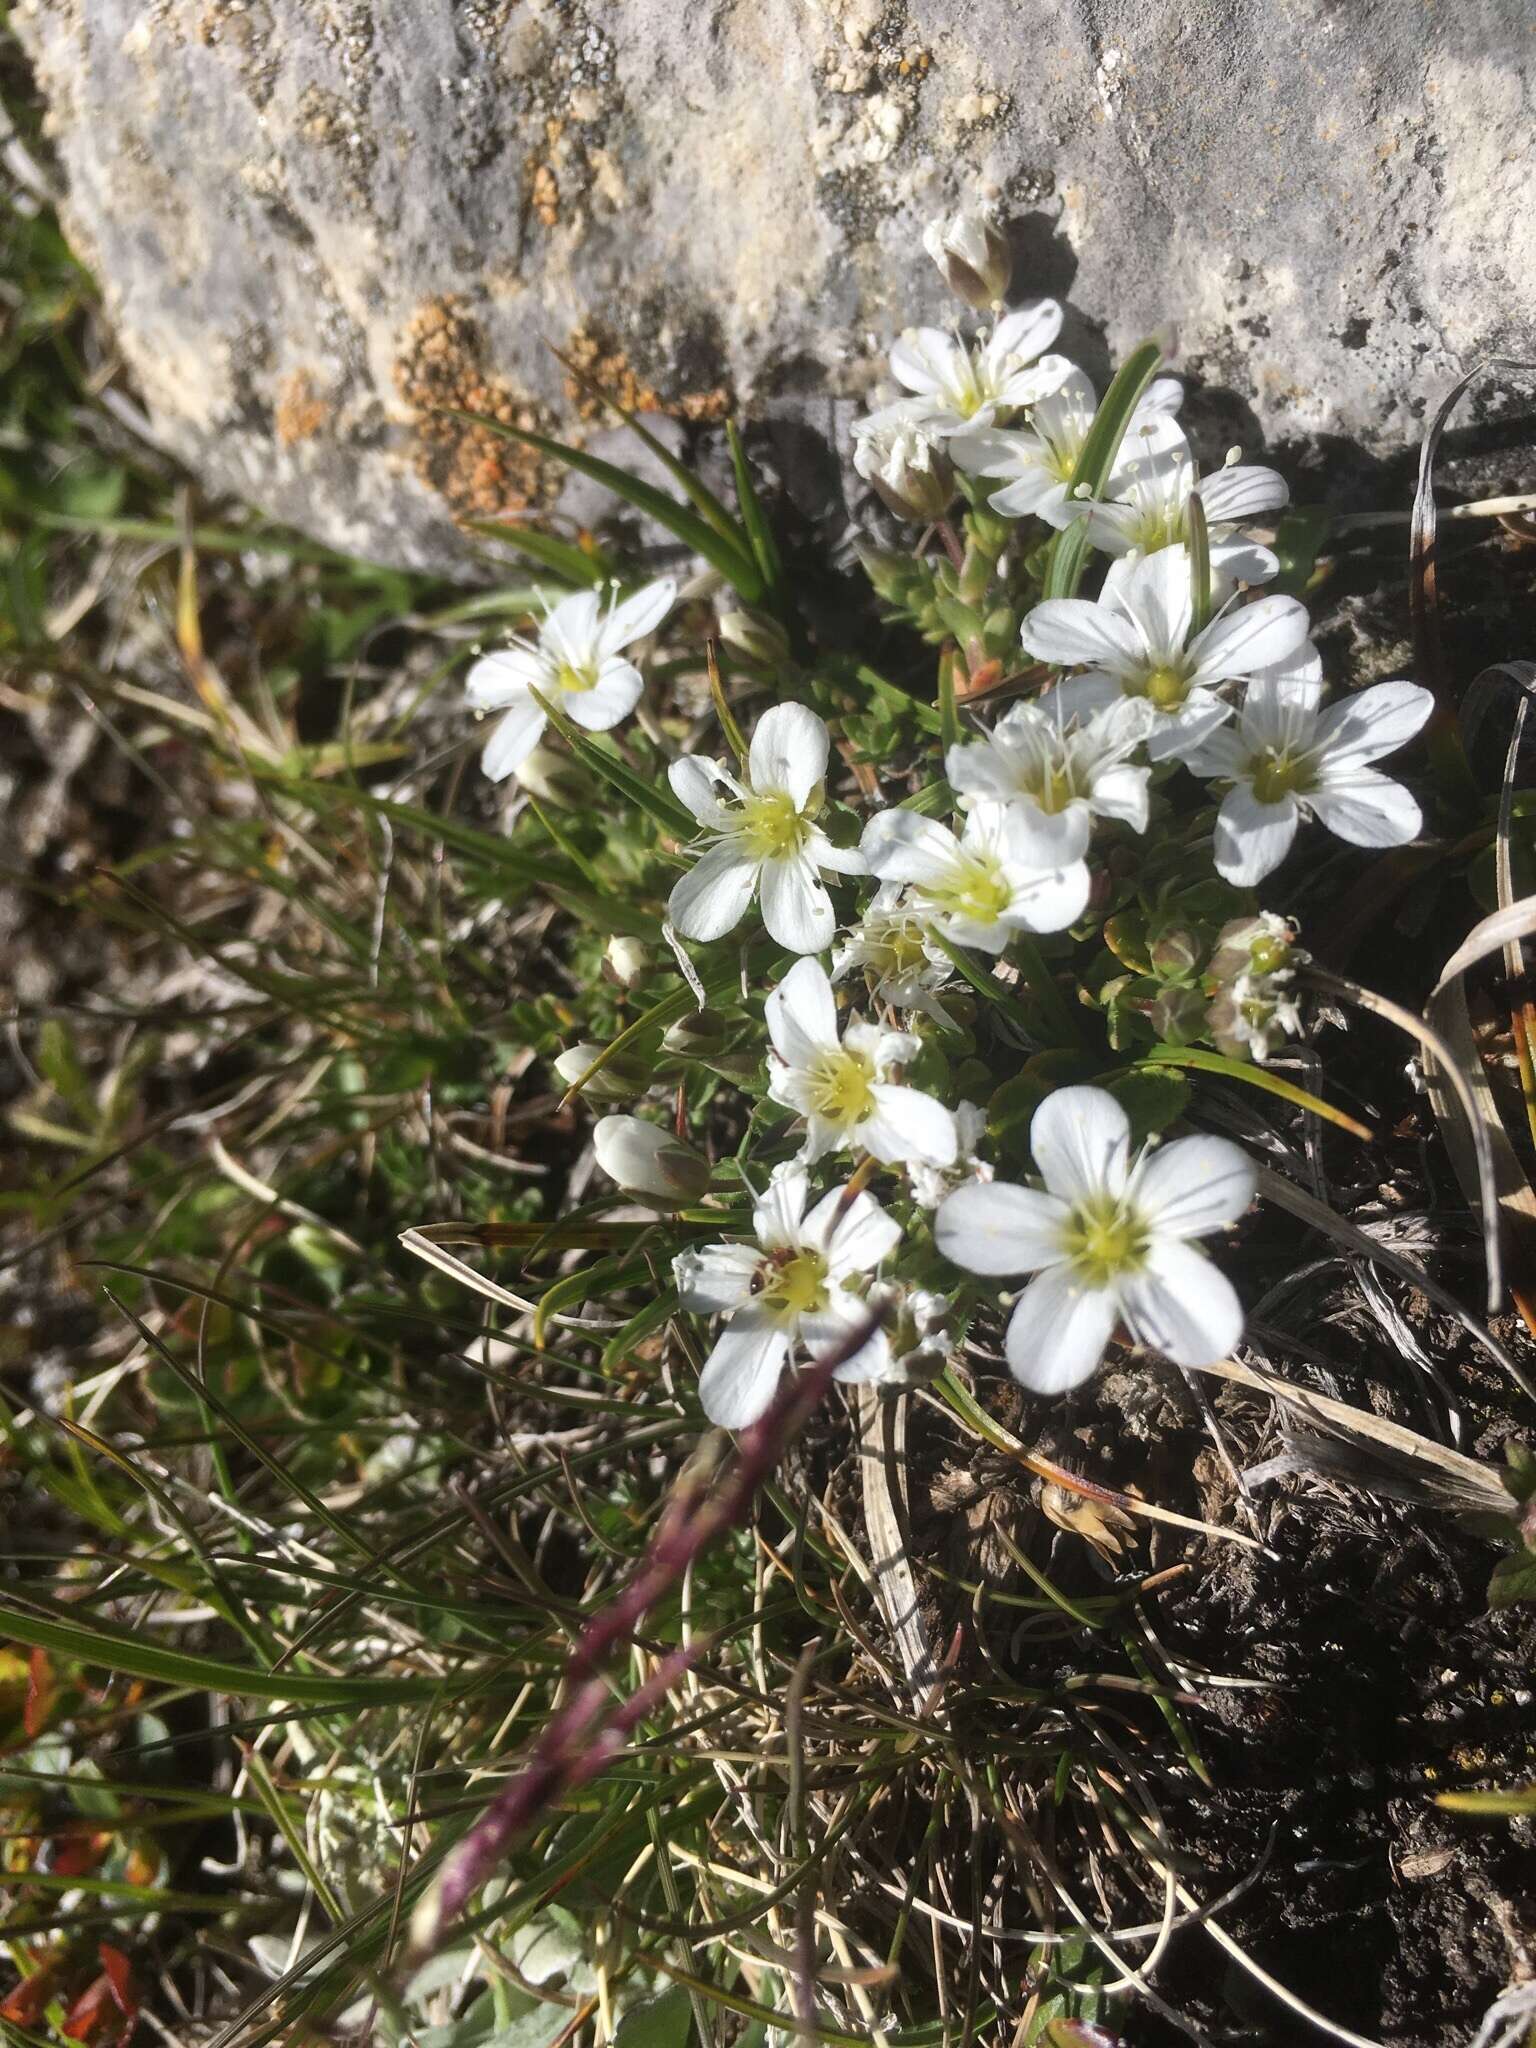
(412, 1313), (881, 1957)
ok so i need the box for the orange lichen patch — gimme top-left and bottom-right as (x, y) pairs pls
(529, 160), (560, 229)
(275, 370), (329, 447)
(393, 297), (555, 520)
(561, 321), (732, 425)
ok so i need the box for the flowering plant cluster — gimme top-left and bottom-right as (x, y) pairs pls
(459, 205), (1435, 1433)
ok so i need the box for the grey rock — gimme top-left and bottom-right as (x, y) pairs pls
(15, 0), (1536, 574)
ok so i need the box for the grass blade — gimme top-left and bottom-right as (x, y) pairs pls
(1042, 341), (1163, 601)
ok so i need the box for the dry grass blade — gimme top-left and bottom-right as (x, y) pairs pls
(1304, 964), (1506, 1311)
(1255, 1166), (1536, 1402)
(1183, 1356), (1509, 1513)
(854, 1386), (943, 1710)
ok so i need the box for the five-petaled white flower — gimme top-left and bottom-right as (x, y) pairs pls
(951, 368), (1182, 528)
(832, 882), (961, 1027)
(1183, 670), (1434, 884)
(861, 800), (1090, 953)
(888, 303), (1073, 439)
(947, 696), (1155, 837)
(936, 1085), (1254, 1393)
(1081, 415), (1288, 589)
(668, 704), (867, 954)
(766, 957), (957, 1168)
(674, 1162), (899, 1427)
(851, 400), (958, 521)
(464, 577), (677, 781)
(1020, 546), (1311, 762)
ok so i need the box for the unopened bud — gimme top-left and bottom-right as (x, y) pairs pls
(514, 744), (584, 805)
(921, 207), (1013, 309)
(1150, 984), (1209, 1045)
(718, 609), (791, 667)
(603, 935), (652, 989)
(855, 543), (923, 606)
(1149, 926), (1201, 977)
(592, 1115), (712, 1206)
(663, 1008), (730, 1058)
(553, 1042), (651, 1102)
(852, 402), (956, 522)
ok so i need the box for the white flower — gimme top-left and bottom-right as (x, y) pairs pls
(464, 577), (677, 781)
(592, 1116), (711, 1206)
(1081, 415), (1288, 588)
(674, 1163), (900, 1427)
(832, 882), (960, 1026)
(946, 696), (1155, 837)
(1020, 545), (1311, 762)
(908, 1099), (993, 1211)
(766, 957), (957, 1168)
(851, 400), (957, 521)
(888, 303), (1073, 438)
(922, 206), (1013, 307)
(935, 1085), (1255, 1392)
(1183, 669), (1434, 884)
(861, 800), (1091, 953)
(951, 368), (1182, 527)
(667, 704), (867, 954)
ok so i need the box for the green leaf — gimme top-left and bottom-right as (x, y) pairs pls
(614, 1988), (695, 2048)
(1488, 1547), (1536, 1610)
(726, 420), (784, 595)
(441, 410), (765, 601)
(463, 518), (613, 587)
(1041, 341), (1164, 601)
(533, 690), (698, 839)
(1141, 1045), (1374, 1142)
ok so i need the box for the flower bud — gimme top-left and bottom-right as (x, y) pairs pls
(603, 936), (651, 989)
(662, 1008), (730, 1058)
(921, 207), (1012, 309)
(852, 403), (956, 522)
(592, 1116), (712, 1206)
(1149, 926), (1201, 977)
(718, 609), (791, 668)
(553, 1042), (651, 1102)
(1150, 984), (1209, 1046)
(514, 744), (585, 805)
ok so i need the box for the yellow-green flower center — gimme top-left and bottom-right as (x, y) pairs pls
(554, 659), (601, 695)
(738, 790), (811, 862)
(925, 853), (1013, 928)
(1246, 747), (1317, 805)
(807, 1047), (876, 1127)
(1030, 763), (1079, 814)
(1139, 664), (1190, 710)
(1248, 933), (1292, 976)
(758, 1248), (829, 1318)
(1060, 1194), (1149, 1289)
(865, 920), (931, 980)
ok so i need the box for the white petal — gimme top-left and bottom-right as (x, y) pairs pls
(997, 801), (1092, 869)
(804, 1185), (902, 1271)
(1031, 1085), (1131, 1202)
(674, 1243), (763, 1312)
(1004, 860), (1091, 934)
(1308, 769), (1422, 848)
(481, 698), (548, 780)
(935, 1178), (1071, 1276)
(1081, 501), (1145, 559)
(1210, 538), (1281, 586)
(562, 658), (644, 731)
(948, 425), (1029, 478)
(668, 841), (758, 942)
(1313, 680), (1434, 770)
(1120, 1240), (1243, 1366)
(465, 647), (548, 709)
(861, 1084), (958, 1167)
(890, 327), (964, 399)
(1188, 594), (1310, 687)
(1196, 464), (1288, 524)
(805, 829), (869, 877)
(1089, 764), (1151, 832)
(803, 1290), (888, 1378)
(1049, 673), (1124, 721)
(1181, 723), (1249, 780)
(542, 590), (602, 664)
(1213, 786), (1300, 885)
(861, 808), (962, 886)
(765, 956), (840, 1067)
(595, 576), (677, 657)
(986, 300), (1064, 370)
(1021, 599), (1142, 672)
(1117, 546), (1196, 660)
(995, 351), (1075, 408)
(697, 1316), (791, 1428)
(749, 702), (829, 807)
(754, 1162), (810, 1248)
(669, 753), (735, 826)
(991, 470), (1068, 520)
(830, 1326), (894, 1384)
(1005, 1266), (1119, 1393)
(1134, 1135), (1256, 1238)
(760, 852), (835, 954)
(1147, 695), (1232, 764)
